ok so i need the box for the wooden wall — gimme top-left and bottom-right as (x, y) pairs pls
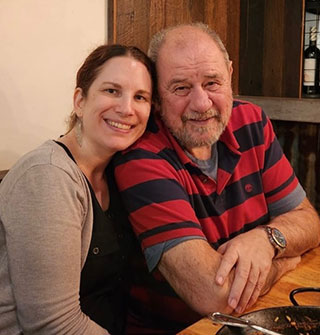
(239, 0), (304, 98)
(273, 121), (320, 212)
(239, 0), (320, 212)
(108, 0), (241, 94)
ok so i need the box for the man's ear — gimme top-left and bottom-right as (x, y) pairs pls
(73, 87), (85, 117)
(228, 61), (233, 77)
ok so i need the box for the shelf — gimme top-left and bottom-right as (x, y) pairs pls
(235, 96), (320, 123)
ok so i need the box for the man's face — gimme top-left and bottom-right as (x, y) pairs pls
(157, 29), (233, 159)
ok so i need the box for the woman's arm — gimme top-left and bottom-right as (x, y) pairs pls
(3, 164), (108, 334)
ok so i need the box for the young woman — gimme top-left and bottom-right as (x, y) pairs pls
(0, 44), (155, 335)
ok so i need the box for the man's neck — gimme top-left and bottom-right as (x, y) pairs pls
(186, 145), (212, 160)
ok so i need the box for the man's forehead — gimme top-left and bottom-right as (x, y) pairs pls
(157, 40), (223, 72)
(158, 31), (219, 64)
(165, 27), (214, 47)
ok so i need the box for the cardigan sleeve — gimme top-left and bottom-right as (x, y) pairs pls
(1, 164), (108, 335)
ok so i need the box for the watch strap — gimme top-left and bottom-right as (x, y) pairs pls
(263, 226), (286, 258)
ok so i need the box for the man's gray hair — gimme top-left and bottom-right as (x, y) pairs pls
(148, 22), (230, 65)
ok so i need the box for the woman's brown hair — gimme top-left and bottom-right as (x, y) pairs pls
(67, 44), (156, 132)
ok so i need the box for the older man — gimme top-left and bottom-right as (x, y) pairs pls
(114, 23), (320, 334)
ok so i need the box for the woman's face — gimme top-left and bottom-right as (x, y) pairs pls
(74, 55), (152, 155)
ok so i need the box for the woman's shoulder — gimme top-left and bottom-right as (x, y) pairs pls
(0, 140), (86, 195)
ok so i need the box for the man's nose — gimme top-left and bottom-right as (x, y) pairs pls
(189, 87), (212, 113)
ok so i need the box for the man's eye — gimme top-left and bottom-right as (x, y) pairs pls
(206, 81), (218, 90)
(174, 86), (189, 96)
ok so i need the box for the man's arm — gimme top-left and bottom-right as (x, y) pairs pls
(157, 238), (300, 316)
(158, 239), (233, 315)
(215, 197), (320, 313)
(268, 197), (320, 257)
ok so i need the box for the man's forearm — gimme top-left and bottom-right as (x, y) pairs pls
(158, 239), (235, 316)
(268, 198), (320, 257)
(259, 256), (301, 297)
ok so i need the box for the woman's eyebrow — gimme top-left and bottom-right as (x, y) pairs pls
(100, 81), (121, 88)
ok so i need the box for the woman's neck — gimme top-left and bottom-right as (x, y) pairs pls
(59, 131), (112, 210)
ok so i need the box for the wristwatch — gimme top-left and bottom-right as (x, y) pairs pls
(263, 226), (287, 258)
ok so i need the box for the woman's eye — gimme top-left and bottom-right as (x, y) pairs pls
(135, 94), (146, 101)
(105, 88), (118, 94)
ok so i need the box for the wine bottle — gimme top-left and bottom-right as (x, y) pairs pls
(303, 26), (320, 97)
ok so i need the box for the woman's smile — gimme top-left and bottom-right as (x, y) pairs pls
(105, 119), (133, 131)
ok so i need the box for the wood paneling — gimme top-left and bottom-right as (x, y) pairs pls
(239, 0), (265, 96)
(239, 0), (303, 98)
(273, 121), (320, 212)
(108, 0), (240, 94)
(283, 0), (304, 97)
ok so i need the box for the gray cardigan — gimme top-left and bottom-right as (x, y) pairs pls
(0, 140), (108, 334)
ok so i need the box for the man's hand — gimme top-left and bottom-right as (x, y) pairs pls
(215, 228), (275, 313)
(260, 256), (301, 296)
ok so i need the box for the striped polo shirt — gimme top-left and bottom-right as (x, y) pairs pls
(113, 100), (305, 333)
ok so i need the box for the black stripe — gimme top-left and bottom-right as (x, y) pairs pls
(218, 141), (241, 174)
(138, 221), (201, 243)
(121, 178), (190, 213)
(123, 169), (265, 218)
(158, 148), (185, 171)
(263, 138), (284, 172)
(113, 147), (185, 172)
(113, 148), (163, 168)
(234, 121), (264, 152)
(261, 109), (268, 127)
(192, 171), (264, 218)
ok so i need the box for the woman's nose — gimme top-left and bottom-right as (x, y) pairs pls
(189, 87), (212, 113)
(116, 95), (134, 116)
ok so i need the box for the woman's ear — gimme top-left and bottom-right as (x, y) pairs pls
(73, 87), (85, 117)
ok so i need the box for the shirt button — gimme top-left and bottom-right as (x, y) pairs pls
(202, 176), (208, 183)
(92, 247), (100, 255)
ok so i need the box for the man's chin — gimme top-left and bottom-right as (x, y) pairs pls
(177, 134), (219, 149)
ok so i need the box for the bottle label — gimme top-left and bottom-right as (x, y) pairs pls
(304, 59), (316, 86)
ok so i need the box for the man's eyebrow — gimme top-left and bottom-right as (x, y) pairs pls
(204, 73), (220, 79)
(166, 78), (188, 88)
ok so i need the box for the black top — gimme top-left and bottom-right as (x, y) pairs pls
(55, 141), (135, 335)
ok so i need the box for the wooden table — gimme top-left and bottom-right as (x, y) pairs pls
(178, 247), (320, 335)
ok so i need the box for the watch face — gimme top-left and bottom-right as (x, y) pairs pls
(272, 228), (287, 248)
